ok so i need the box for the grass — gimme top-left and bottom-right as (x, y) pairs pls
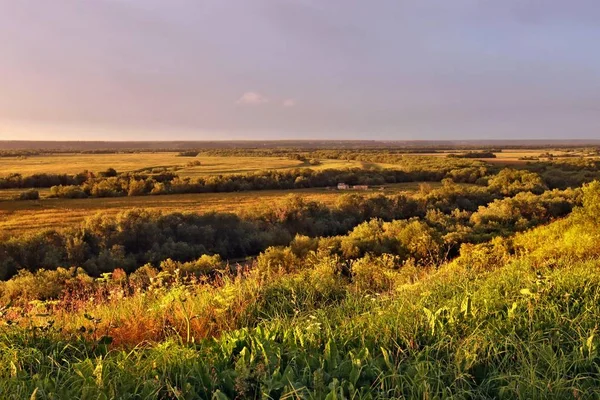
(467, 149), (597, 165)
(0, 153), (388, 177)
(0, 182), (437, 235)
(397, 148), (598, 166)
(2, 222), (600, 398)
(0, 188), (49, 201)
(2, 150), (596, 179)
(0, 184), (599, 397)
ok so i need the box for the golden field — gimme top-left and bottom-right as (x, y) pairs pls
(0, 153), (389, 177)
(0, 182), (436, 235)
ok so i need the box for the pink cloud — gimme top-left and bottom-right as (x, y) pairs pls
(283, 98), (296, 107)
(236, 91), (269, 105)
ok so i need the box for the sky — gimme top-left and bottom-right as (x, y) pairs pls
(0, 0), (599, 141)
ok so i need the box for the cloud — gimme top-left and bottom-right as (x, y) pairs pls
(236, 92), (269, 105)
(283, 98), (296, 107)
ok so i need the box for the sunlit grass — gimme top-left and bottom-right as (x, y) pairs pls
(0, 182), (437, 235)
(0, 153), (381, 177)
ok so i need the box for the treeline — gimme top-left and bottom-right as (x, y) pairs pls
(0, 172), (90, 189)
(0, 179), (579, 280)
(38, 166), (491, 199)
(178, 151), (200, 157)
(524, 158), (600, 189)
(447, 151), (496, 159)
(5, 163), (590, 202)
(0, 169), (175, 192)
(4, 155), (599, 199)
(43, 166), (549, 200)
(0, 150), (49, 157)
(199, 149), (600, 189)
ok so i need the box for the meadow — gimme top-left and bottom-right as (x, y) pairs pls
(0, 153), (381, 177)
(0, 182), (435, 235)
(2, 148), (587, 178)
(1, 145), (600, 398)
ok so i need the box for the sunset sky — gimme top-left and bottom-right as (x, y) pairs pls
(1, 1), (599, 140)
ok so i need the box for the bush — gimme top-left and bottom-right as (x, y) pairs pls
(178, 151), (200, 157)
(453, 237), (511, 272)
(184, 254), (222, 275)
(159, 254), (223, 277)
(90, 178), (125, 197)
(17, 189), (40, 200)
(256, 247), (301, 276)
(0, 267), (88, 304)
(98, 167), (118, 178)
(127, 179), (147, 196)
(129, 264), (159, 290)
(350, 253), (399, 293)
(49, 185), (88, 199)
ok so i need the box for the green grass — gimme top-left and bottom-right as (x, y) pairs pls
(2, 257), (600, 398)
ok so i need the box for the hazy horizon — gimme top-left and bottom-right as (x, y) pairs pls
(1, 1), (599, 141)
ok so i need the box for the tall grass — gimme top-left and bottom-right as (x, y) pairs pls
(2, 258), (600, 398)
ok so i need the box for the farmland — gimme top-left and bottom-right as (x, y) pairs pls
(0, 153), (382, 177)
(0, 182), (436, 235)
(1, 143), (600, 398)
(2, 148), (594, 179)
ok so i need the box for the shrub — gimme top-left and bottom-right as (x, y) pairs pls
(98, 167), (118, 178)
(350, 253), (399, 293)
(49, 185), (88, 198)
(127, 179), (147, 196)
(159, 255), (223, 277)
(0, 267), (89, 304)
(453, 237), (511, 272)
(178, 151), (200, 157)
(256, 247), (301, 276)
(289, 235), (318, 258)
(304, 255), (347, 302)
(183, 254), (222, 275)
(150, 182), (168, 195)
(129, 264), (159, 290)
(90, 178), (124, 197)
(17, 189), (40, 200)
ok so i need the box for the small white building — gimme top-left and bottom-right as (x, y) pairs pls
(337, 183), (350, 190)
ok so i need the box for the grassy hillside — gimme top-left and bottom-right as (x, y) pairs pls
(0, 183), (599, 398)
